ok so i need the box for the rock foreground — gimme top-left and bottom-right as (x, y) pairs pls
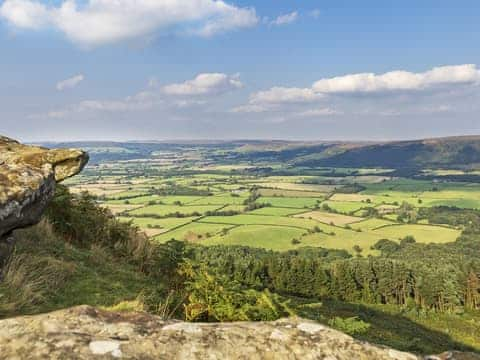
(0, 305), (472, 360)
(0, 135), (88, 266)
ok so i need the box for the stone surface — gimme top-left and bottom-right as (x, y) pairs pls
(0, 135), (88, 267)
(0, 306), (477, 360)
(0, 305), (422, 359)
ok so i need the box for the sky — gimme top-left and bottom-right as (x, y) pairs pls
(1, 0), (480, 142)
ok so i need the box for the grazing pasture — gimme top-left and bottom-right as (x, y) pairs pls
(249, 207), (306, 216)
(257, 196), (323, 208)
(294, 211), (362, 226)
(256, 182), (338, 193)
(155, 222), (235, 243)
(349, 218), (397, 231)
(373, 224), (461, 244)
(257, 188), (326, 197)
(199, 214), (318, 229)
(321, 200), (368, 214)
(128, 204), (222, 217)
(203, 225), (307, 251)
(118, 216), (199, 233)
(68, 150), (472, 257)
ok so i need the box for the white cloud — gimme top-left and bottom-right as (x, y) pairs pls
(312, 64), (480, 94)
(194, 4), (259, 37)
(297, 108), (342, 117)
(162, 73), (243, 96)
(270, 11), (298, 26)
(174, 99), (207, 108)
(230, 104), (268, 113)
(377, 105), (454, 117)
(31, 88), (160, 119)
(56, 74), (84, 91)
(250, 87), (322, 105)
(0, 0), (258, 47)
(232, 64), (479, 119)
(0, 0), (48, 28)
(33, 72), (241, 119)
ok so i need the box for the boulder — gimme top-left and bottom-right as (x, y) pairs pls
(0, 136), (88, 266)
(0, 305), (438, 360)
(0, 305), (477, 359)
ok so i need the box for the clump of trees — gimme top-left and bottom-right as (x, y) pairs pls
(190, 232), (480, 313)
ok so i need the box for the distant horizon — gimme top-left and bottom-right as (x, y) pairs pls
(21, 132), (480, 145)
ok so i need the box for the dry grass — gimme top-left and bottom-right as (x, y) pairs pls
(100, 204), (143, 215)
(70, 184), (128, 196)
(294, 211), (362, 226)
(143, 228), (167, 237)
(0, 221), (76, 316)
(104, 293), (147, 313)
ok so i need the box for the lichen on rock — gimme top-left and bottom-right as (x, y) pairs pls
(0, 305), (476, 359)
(0, 135), (88, 265)
(0, 305), (433, 360)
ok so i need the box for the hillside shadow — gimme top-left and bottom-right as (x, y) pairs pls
(294, 298), (479, 355)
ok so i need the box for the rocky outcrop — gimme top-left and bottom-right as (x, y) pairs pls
(0, 136), (88, 266)
(0, 305), (466, 360)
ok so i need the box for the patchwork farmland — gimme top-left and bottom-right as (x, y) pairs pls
(66, 149), (473, 256)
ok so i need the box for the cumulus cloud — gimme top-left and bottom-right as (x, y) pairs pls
(250, 87), (322, 105)
(33, 72), (242, 119)
(297, 108), (342, 117)
(235, 64), (480, 111)
(162, 73), (243, 96)
(31, 91), (159, 119)
(312, 64), (480, 94)
(0, 0), (258, 47)
(0, 0), (48, 28)
(56, 74), (84, 91)
(230, 64), (480, 120)
(230, 104), (268, 113)
(270, 11), (298, 26)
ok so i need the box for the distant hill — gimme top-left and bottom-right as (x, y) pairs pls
(294, 136), (480, 169)
(38, 135), (480, 169)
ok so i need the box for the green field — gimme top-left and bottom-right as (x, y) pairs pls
(118, 216), (199, 232)
(322, 200), (369, 213)
(154, 222), (236, 243)
(249, 207), (306, 216)
(69, 160), (470, 257)
(189, 194), (248, 205)
(257, 188), (326, 197)
(199, 214), (318, 229)
(128, 204), (222, 217)
(203, 225), (307, 251)
(257, 196), (323, 208)
(109, 195), (204, 205)
(373, 224), (461, 243)
(350, 218), (397, 231)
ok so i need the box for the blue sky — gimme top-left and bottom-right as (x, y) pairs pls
(1, 0), (480, 141)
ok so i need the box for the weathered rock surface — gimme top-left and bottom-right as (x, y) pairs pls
(0, 305), (466, 360)
(0, 135), (88, 266)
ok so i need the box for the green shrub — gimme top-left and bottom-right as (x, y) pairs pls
(328, 316), (371, 335)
